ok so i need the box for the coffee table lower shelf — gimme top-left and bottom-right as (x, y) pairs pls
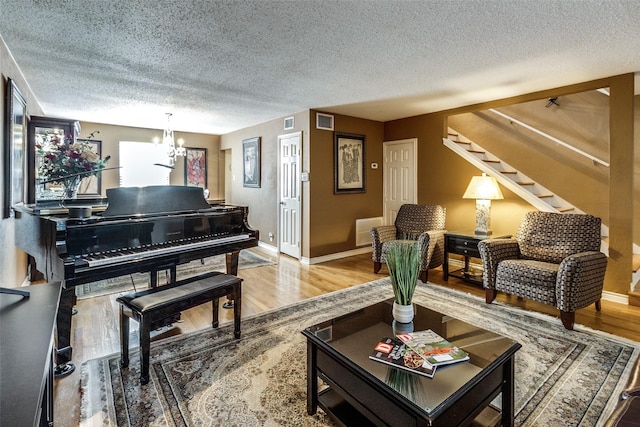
(318, 387), (376, 427)
(318, 385), (502, 427)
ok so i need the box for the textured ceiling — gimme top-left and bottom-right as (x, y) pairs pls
(1, 0), (639, 135)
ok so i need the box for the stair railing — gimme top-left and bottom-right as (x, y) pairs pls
(488, 109), (610, 168)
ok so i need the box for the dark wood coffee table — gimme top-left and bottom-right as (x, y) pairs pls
(302, 299), (521, 426)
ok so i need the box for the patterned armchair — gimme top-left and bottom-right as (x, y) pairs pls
(478, 211), (607, 330)
(371, 204), (446, 283)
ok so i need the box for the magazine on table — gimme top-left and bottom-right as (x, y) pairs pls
(396, 329), (469, 367)
(369, 337), (436, 378)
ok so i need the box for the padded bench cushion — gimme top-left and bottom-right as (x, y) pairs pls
(117, 273), (239, 314)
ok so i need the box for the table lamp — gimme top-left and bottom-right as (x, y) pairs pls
(462, 173), (503, 236)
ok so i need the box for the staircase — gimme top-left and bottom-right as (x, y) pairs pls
(443, 128), (640, 289)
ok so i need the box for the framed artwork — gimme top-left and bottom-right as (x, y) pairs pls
(184, 147), (207, 189)
(334, 132), (366, 194)
(242, 137), (261, 188)
(3, 78), (27, 218)
(76, 139), (102, 196)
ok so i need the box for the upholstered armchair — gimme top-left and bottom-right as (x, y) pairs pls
(371, 204), (446, 283)
(478, 211), (607, 330)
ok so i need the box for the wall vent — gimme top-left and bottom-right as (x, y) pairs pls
(284, 116), (294, 130)
(316, 113), (334, 131)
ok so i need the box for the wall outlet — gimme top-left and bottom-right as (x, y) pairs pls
(268, 232), (274, 242)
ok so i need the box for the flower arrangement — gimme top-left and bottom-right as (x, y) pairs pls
(36, 130), (110, 185)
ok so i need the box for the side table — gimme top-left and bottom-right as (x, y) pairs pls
(443, 231), (511, 285)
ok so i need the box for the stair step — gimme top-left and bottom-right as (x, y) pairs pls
(517, 181), (535, 186)
(557, 207), (576, 213)
(482, 159), (501, 164)
(537, 194), (554, 198)
(468, 149), (485, 154)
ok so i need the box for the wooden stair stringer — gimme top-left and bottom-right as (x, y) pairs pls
(443, 128), (586, 215)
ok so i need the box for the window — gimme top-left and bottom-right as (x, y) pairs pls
(119, 141), (171, 187)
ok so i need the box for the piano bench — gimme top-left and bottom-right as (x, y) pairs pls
(116, 271), (242, 384)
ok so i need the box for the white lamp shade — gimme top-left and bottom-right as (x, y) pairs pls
(462, 173), (503, 200)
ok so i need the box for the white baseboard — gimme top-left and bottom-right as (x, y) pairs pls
(602, 290), (629, 305)
(302, 247), (372, 265)
(257, 241), (279, 254)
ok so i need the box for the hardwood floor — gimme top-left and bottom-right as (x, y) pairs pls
(53, 248), (640, 426)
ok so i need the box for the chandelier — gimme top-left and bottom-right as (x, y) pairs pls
(156, 113), (185, 166)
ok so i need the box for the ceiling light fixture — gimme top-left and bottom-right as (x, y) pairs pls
(154, 113), (185, 166)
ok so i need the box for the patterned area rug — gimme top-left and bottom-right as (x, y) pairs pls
(79, 279), (639, 426)
(75, 250), (274, 299)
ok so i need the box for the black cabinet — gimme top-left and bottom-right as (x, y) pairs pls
(0, 282), (61, 426)
(443, 231), (511, 285)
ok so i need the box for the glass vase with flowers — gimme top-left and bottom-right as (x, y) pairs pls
(36, 131), (110, 200)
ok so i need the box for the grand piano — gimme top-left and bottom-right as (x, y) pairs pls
(14, 185), (258, 372)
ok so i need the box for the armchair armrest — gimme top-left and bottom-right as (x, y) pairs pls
(371, 225), (397, 262)
(556, 251), (607, 312)
(477, 238), (520, 289)
(417, 230), (446, 270)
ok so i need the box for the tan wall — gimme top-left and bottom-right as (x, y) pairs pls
(384, 113), (531, 237)
(447, 91), (609, 223)
(78, 122), (222, 199)
(221, 111), (310, 248)
(0, 37), (44, 288)
(221, 110), (384, 259)
(308, 111), (384, 258)
(385, 75), (635, 294)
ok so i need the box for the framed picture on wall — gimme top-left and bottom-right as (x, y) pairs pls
(76, 138), (102, 196)
(334, 132), (365, 194)
(242, 137), (261, 188)
(3, 78), (27, 218)
(184, 147), (207, 189)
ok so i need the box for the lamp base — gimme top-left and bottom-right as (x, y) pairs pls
(474, 200), (493, 237)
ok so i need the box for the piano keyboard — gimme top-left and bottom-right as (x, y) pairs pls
(79, 234), (252, 267)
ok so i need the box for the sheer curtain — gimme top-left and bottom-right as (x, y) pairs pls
(119, 141), (171, 187)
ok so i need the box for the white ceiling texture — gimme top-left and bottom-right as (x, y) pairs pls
(1, 0), (640, 135)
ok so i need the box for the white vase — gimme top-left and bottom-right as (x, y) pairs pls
(392, 301), (414, 323)
(392, 320), (414, 335)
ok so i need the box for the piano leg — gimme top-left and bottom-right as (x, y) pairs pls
(225, 250), (240, 275)
(150, 264), (178, 287)
(222, 251), (240, 309)
(54, 287), (76, 378)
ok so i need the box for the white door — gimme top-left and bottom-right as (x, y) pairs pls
(383, 138), (417, 224)
(278, 132), (302, 259)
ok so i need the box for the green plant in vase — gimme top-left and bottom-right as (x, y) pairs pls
(385, 239), (420, 323)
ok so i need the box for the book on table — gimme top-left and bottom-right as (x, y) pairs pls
(369, 337), (436, 378)
(396, 329), (469, 367)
